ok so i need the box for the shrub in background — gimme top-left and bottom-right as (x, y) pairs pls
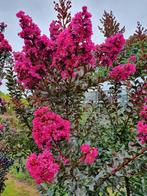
(0, 22), (13, 193)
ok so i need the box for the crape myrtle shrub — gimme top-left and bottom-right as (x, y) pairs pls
(3, 0), (147, 195)
(0, 23), (13, 193)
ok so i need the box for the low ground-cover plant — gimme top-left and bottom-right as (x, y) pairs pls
(0, 0), (147, 195)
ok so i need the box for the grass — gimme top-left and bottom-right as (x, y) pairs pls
(2, 175), (39, 196)
(3, 177), (29, 196)
(2, 166), (39, 196)
(9, 167), (33, 184)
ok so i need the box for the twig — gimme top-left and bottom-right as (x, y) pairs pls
(94, 147), (147, 189)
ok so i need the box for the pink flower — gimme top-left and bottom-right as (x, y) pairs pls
(26, 150), (59, 184)
(95, 33), (126, 67)
(80, 144), (98, 165)
(91, 147), (99, 157)
(80, 144), (90, 153)
(144, 97), (147, 104)
(0, 124), (4, 131)
(137, 121), (147, 144)
(49, 20), (63, 41)
(128, 55), (137, 63)
(85, 153), (95, 165)
(0, 27), (12, 52)
(33, 106), (70, 149)
(140, 105), (147, 120)
(109, 64), (136, 81)
(84, 147), (98, 165)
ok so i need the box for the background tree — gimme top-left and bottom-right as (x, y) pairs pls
(98, 10), (125, 37)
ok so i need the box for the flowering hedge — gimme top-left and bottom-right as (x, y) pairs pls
(1, 0), (147, 195)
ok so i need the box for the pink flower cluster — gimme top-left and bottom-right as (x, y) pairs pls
(109, 63), (136, 81)
(140, 105), (147, 120)
(137, 104), (147, 144)
(14, 8), (129, 88)
(137, 121), (147, 144)
(128, 55), (137, 63)
(33, 106), (70, 149)
(0, 30), (12, 52)
(51, 6), (95, 79)
(14, 7), (95, 89)
(80, 144), (98, 165)
(95, 33), (126, 67)
(26, 150), (59, 184)
(26, 107), (71, 184)
(49, 20), (63, 41)
(14, 11), (54, 89)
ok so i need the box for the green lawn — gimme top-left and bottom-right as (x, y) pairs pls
(2, 175), (39, 196)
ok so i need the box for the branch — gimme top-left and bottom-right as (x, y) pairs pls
(97, 85), (117, 132)
(94, 147), (147, 189)
(125, 176), (131, 196)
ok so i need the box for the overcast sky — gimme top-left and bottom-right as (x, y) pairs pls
(0, 0), (147, 51)
(0, 0), (147, 92)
